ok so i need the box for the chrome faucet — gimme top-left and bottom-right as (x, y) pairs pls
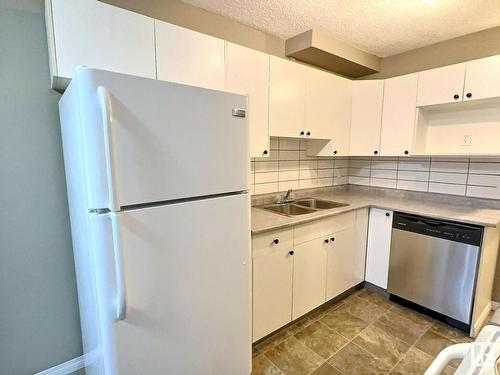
(276, 189), (294, 204)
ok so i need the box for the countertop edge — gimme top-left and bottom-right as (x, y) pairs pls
(251, 203), (500, 235)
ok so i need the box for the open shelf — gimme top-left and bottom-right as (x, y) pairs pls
(413, 97), (500, 156)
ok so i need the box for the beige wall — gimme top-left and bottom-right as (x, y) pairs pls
(362, 26), (500, 79)
(101, 0), (286, 57)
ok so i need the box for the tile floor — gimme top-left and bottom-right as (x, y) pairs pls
(252, 288), (474, 375)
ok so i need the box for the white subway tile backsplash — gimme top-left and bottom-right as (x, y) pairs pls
(255, 171), (279, 184)
(467, 186), (500, 199)
(371, 169), (397, 179)
(429, 172), (467, 184)
(430, 161), (469, 173)
(251, 141), (500, 201)
(397, 170), (429, 181)
(254, 161), (279, 172)
(396, 180), (428, 192)
(279, 170), (300, 181)
(428, 182), (466, 196)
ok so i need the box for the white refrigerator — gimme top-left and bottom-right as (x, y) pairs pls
(59, 68), (251, 375)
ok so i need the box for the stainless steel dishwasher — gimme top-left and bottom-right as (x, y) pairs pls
(388, 212), (483, 331)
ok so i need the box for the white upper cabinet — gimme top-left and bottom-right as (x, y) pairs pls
(380, 73), (418, 156)
(464, 55), (500, 101)
(269, 57), (307, 138)
(349, 80), (384, 156)
(226, 43), (270, 158)
(416, 63), (466, 106)
(305, 69), (352, 156)
(155, 20), (225, 91)
(46, 0), (156, 89)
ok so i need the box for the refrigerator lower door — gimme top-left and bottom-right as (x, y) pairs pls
(94, 194), (251, 375)
(68, 68), (248, 210)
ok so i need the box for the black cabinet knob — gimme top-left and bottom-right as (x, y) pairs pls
(374, 150), (378, 155)
(288, 250), (294, 256)
(300, 131), (305, 136)
(466, 92), (472, 98)
(385, 212), (390, 217)
(306, 131), (311, 136)
(404, 150), (409, 155)
(330, 237), (335, 242)
(333, 150), (338, 155)
(263, 150), (268, 155)
(273, 239), (279, 245)
(454, 94), (459, 100)
(324, 239), (329, 244)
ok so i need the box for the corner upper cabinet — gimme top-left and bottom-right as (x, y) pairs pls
(226, 43), (270, 158)
(269, 57), (307, 138)
(380, 73), (418, 156)
(416, 63), (466, 106)
(305, 70), (352, 156)
(155, 21), (225, 91)
(349, 80), (384, 156)
(463, 55), (500, 102)
(45, 0), (156, 90)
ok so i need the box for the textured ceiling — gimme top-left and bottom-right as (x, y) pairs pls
(180, 0), (500, 57)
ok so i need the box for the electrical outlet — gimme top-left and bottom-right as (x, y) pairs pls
(461, 134), (471, 146)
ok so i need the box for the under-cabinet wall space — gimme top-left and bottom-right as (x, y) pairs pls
(250, 138), (349, 195)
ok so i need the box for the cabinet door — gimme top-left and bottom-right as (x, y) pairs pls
(349, 80), (384, 156)
(49, 0), (156, 86)
(380, 73), (418, 156)
(269, 57), (306, 138)
(365, 209), (393, 289)
(416, 63), (466, 106)
(292, 237), (327, 320)
(305, 74), (352, 156)
(353, 209), (369, 285)
(464, 55), (500, 101)
(226, 43), (270, 158)
(252, 229), (293, 342)
(326, 227), (356, 300)
(155, 21), (225, 90)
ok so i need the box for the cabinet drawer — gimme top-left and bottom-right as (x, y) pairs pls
(252, 228), (294, 257)
(294, 211), (355, 245)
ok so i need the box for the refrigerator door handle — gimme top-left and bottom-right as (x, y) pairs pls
(110, 212), (126, 320)
(97, 86), (120, 212)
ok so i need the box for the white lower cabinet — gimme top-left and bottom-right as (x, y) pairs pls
(292, 237), (328, 320)
(365, 208), (393, 289)
(252, 228), (293, 342)
(252, 210), (368, 340)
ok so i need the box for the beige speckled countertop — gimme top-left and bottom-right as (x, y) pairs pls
(251, 186), (500, 234)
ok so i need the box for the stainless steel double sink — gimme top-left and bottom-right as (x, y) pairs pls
(257, 198), (349, 217)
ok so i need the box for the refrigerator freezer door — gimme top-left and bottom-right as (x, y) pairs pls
(93, 194), (251, 375)
(70, 68), (248, 210)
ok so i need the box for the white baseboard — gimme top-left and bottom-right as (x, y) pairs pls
(35, 355), (84, 375)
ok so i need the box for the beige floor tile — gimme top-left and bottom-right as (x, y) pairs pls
(320, 309), (368, 340)
(415, 330), (455, 357)
(266, 336), (324, 375)
(389, 304), (434, 326)
(389, 347), (433, 375)
(353, 324), (411, 367)
(252, 354), (284, 375)
(328, 342), (392, 374)
(310, 362), (342, 375)
(337, 296), (386, 323)
(294, 321), (348, 359)
(374, 310), (430, 346)
(430, 321), (473, 343)
(356, 289), (393, 309)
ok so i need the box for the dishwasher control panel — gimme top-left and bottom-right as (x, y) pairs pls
(392, 212), (483, 246)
